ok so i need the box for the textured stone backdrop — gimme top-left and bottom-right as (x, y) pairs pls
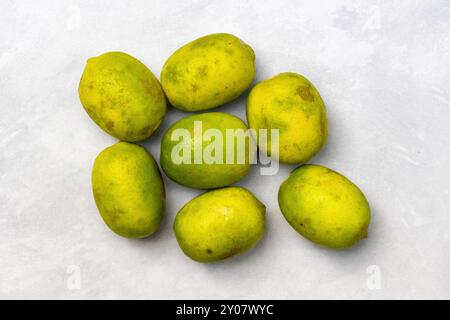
(0, 0), (449, 299)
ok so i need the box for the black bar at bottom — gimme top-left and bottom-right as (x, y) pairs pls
(0, 300), (446, 318)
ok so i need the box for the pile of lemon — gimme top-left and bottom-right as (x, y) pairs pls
(79, 33), (370, 263)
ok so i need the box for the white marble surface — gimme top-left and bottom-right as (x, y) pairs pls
(1, 0), (449, 299)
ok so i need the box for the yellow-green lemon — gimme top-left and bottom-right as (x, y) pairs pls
(247, 72), (328, 164)
(174, 187), (265, 262)
(161, 33), (255, 111)
(278, 165), (370, 249)
(79, 51), (167, 141)
(92, 142), (165, 238)
(160, 112), (253, 189)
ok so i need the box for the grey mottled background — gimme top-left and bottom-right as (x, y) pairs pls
(1, 0), (449, 299)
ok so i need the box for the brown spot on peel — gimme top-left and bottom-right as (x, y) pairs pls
(196, 65), (208, 78)
(105, 120), (114, 130)
(360, 227), (369, 239)
(191, 84), (199, 92)
(296, 85), (315, 102)
(140, 125), (151, 135)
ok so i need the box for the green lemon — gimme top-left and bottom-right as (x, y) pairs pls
(174, 187), (266, 262)
(92, 142), (165, 238)
(161, 33), (255, 111)
(160, 112), (253, 189)
(278, 164), (370, 248)
(79, 51), (167, 141)
(247, 72), (328, 164)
